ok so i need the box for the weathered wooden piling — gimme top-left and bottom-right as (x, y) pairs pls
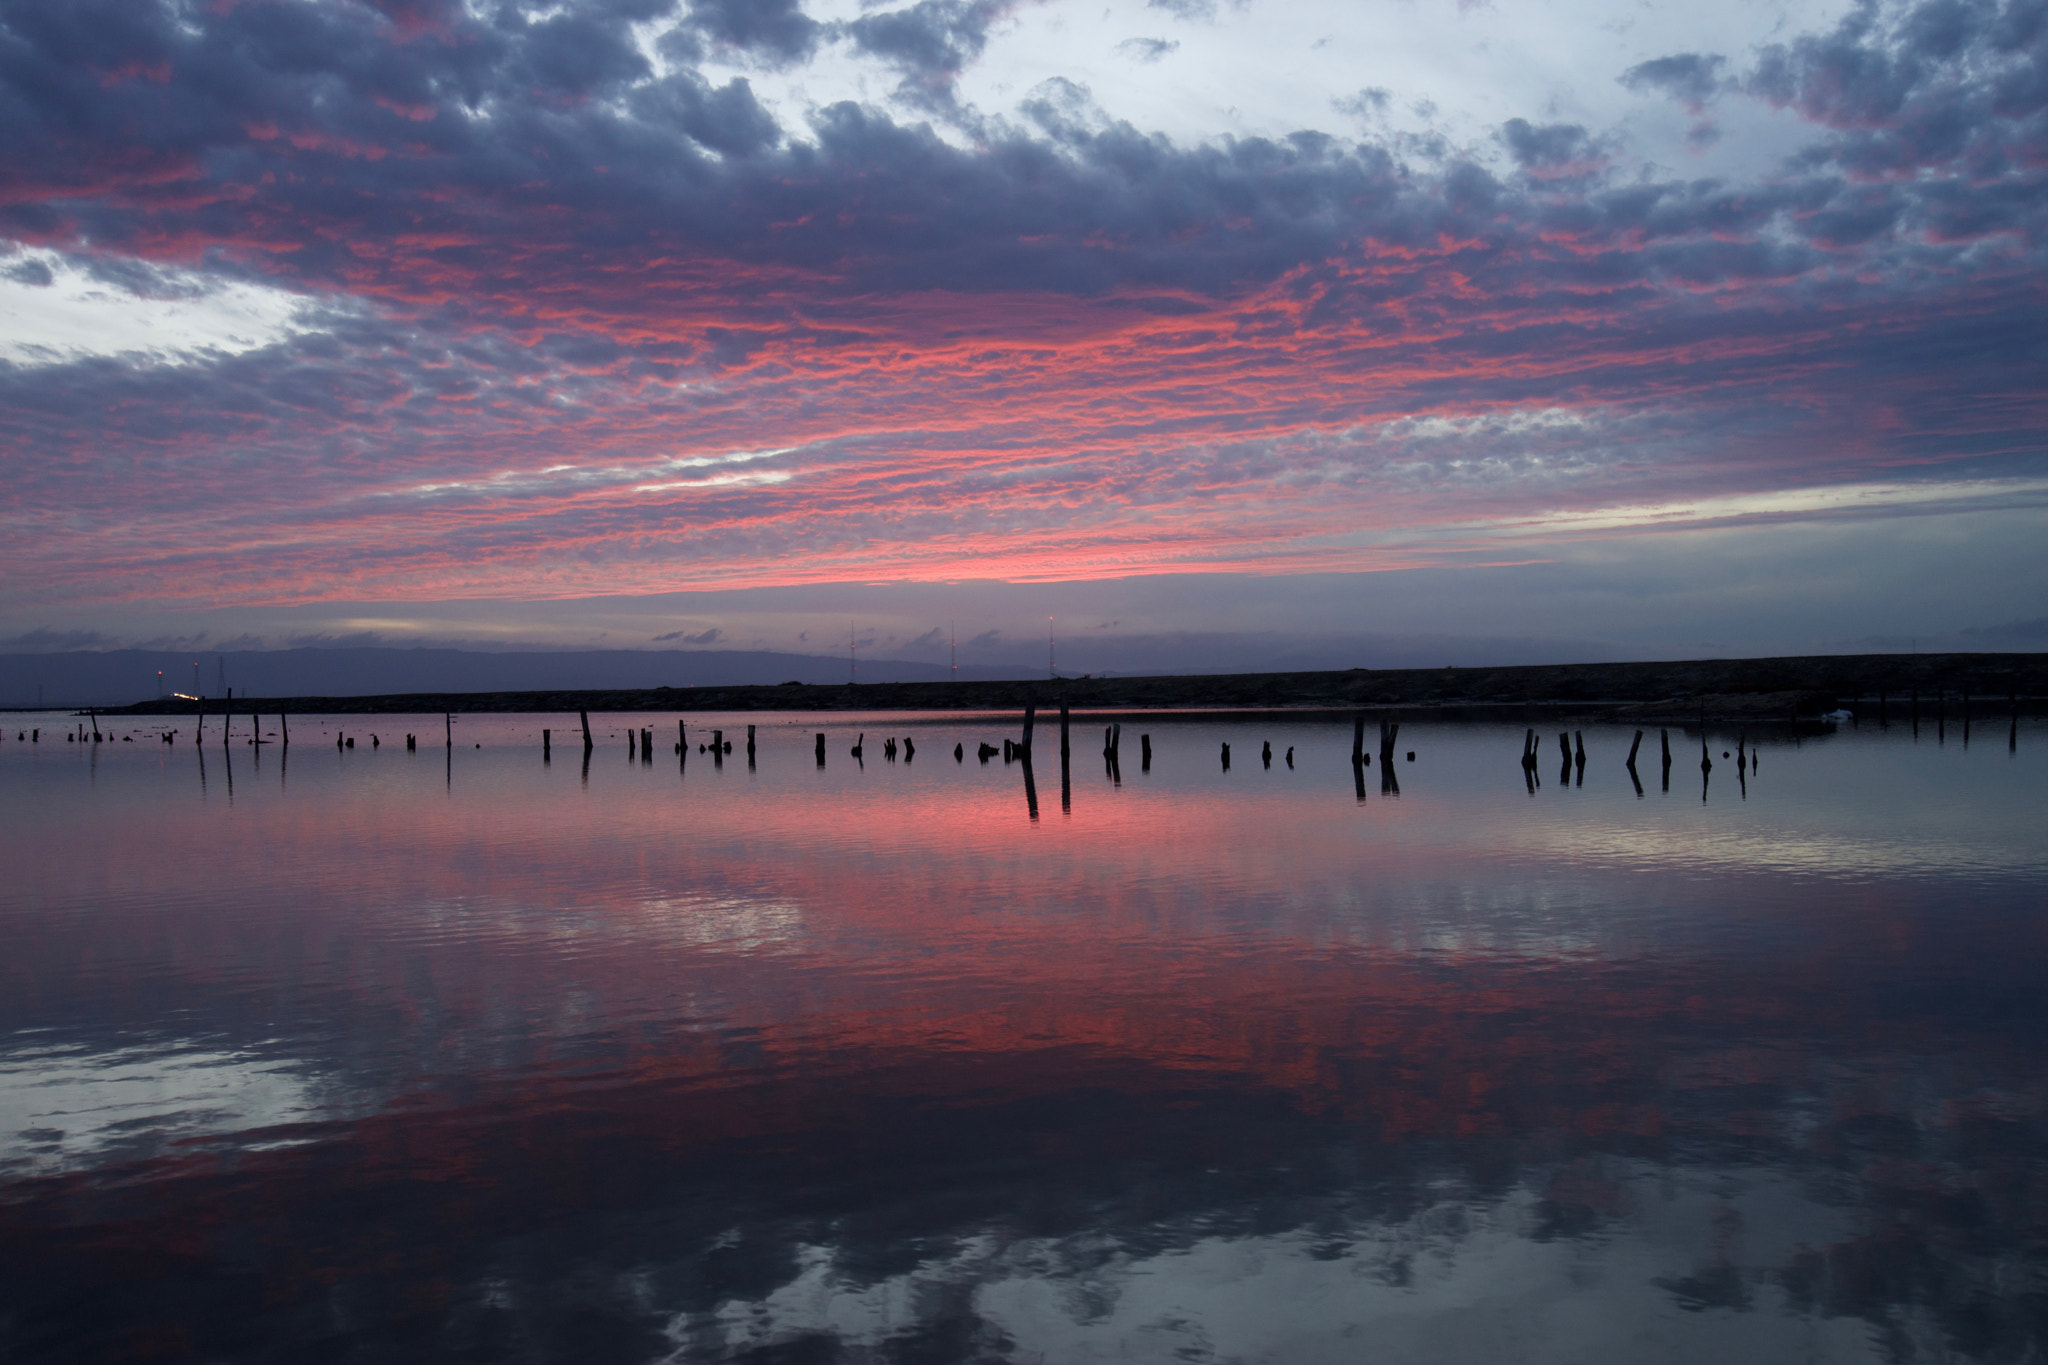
(1141, 734), (1152, 770)
(1626, 730), (1643, 769)
(977, 742), (998, 761)
(580, 710), (594, 753)
(1353, 714), (1366, 763)
(1022, 705), (1036, 758)
(445, 713), (453, 749)
(815, 732), (826, 765)
(712, 729), (724, 765)
(627, 728), (636, 760)
(1381, 722), (1399, 767)
(1573, 732), (1586, 767)
(850, 733), (863, 760)
(1700, 737), (1712, 773)
(1060, 696), (1070, 761)
(643, 727), (654, 762)
(954, 741), (964, 762)
(543, 728), (551, 760)
(903, 735), (914, 762)
(1261, 739), (1272, 768)
(747, 725), (757, 762)
(680, 721), (688, 759)
(1221, 741), (1230, 770)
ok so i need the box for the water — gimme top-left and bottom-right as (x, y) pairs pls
(2, 710), (2044, 1363)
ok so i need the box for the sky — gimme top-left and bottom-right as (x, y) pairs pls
(1, 0), (2045, 673)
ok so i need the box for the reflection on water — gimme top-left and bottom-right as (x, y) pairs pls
(2, 712), (2046, 1363)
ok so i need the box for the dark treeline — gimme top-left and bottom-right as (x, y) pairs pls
(88, 652), (2048, 719)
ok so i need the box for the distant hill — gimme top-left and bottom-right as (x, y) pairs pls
(0, 647), (1033, 709)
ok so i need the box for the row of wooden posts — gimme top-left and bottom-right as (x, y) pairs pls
(1873, 686), (2020, 750)
(34, 690), (2024, 787)
(1520, 724), (1770, 799)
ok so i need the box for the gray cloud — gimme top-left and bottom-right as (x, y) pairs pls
(1115, 37), (1179, 62)
(1621, 52), (1730, 110)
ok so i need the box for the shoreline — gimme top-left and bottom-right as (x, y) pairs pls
(76, 651), (2048, 722)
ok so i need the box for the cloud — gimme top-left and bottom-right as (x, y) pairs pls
(686, 0), (819, 66)
(0, 0), (2041, 623)
(1621, 53), (1729, 111)
(0, 628), (113, 651)
(844, 0), (1006, 103)
(1960, 616), (2048, 643)
(1115, 37), (1179, 63)
(1498, 118), (1606, 179)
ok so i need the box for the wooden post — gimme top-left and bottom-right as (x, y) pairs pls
(580, 710), (594, 752)
(712, 729), (723, 765)
(850, 733), (863, 760)
(1141, 733), (1152, 770)
(445, 713), (453, 749)
(816, 732), (826, 765)
(1352, 714), (1365, 763)
(628, 728), (636, 760)
(1573, 731), (1586, 766)
(747, 724), (756, 761)
(1558, 731), (1571, 764)
(543, 728), (551, 760)
(281, 713), (289, 747)
(1060, 696), (1070, 760)
(1262, 739), (1272, 768)
(1626, 730), (1643, 768)
(1220, 741), (1230, 770)
(680, 720), (687, 758)
(1022, 705), (1036, 757)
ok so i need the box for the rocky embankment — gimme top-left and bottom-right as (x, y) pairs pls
(97, 652), (2046, 721)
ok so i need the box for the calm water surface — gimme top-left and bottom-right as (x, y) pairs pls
(2, 710), (2046, 1363)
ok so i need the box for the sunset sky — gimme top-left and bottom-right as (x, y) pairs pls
(2, 0), (2045, 671)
